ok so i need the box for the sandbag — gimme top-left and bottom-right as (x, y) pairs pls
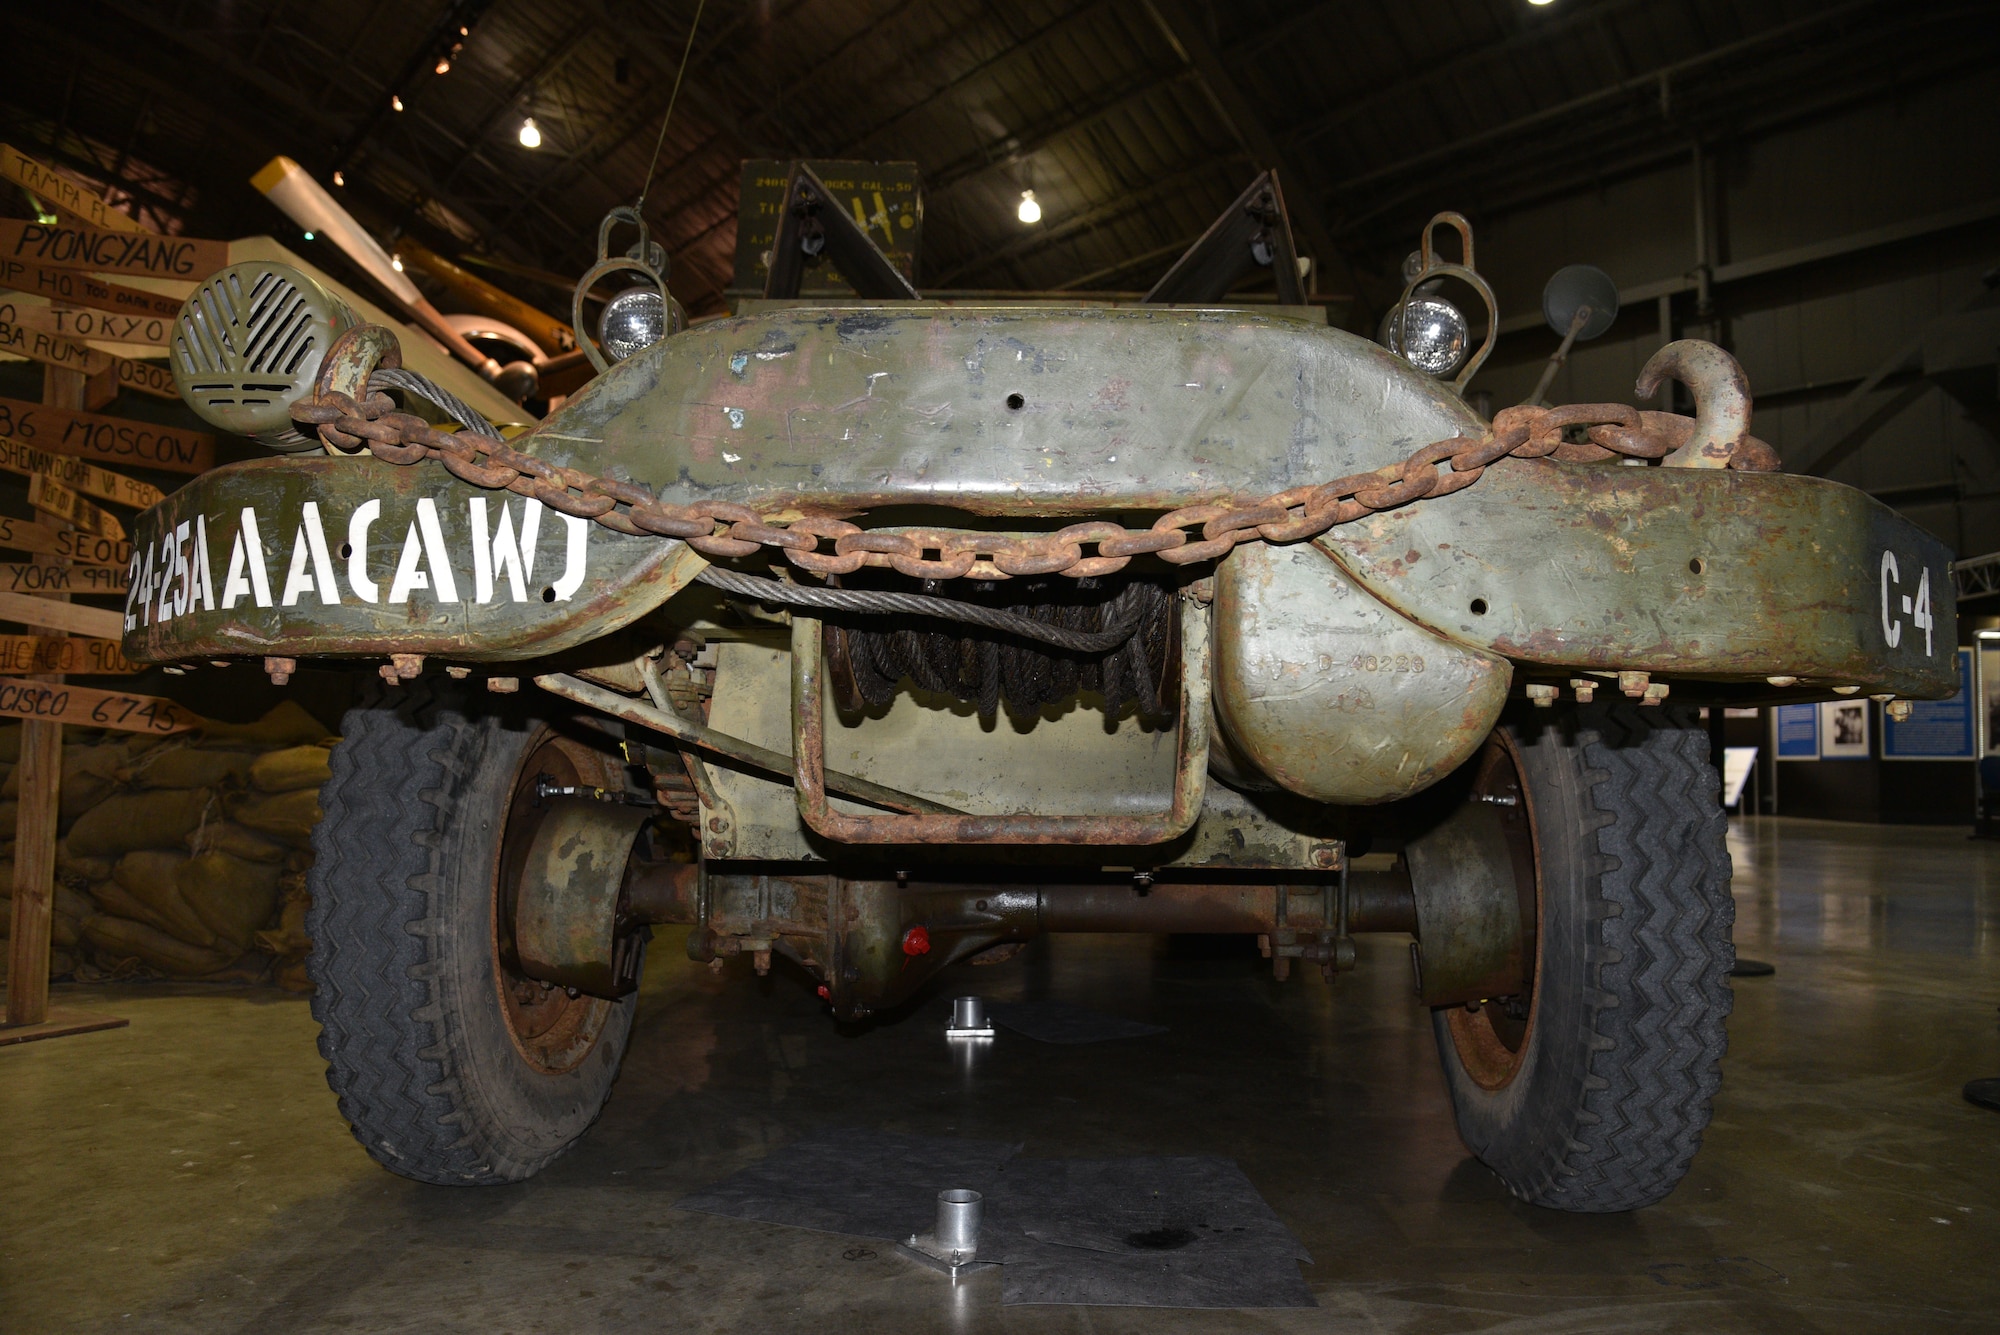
(256, 875), (312, 958)
(59, 776), (119, 825)
(4, 743), (123, 795)
(113, 850), (216, 947)
(122, 747), (254, 791)
(229, 788), (321, 846)
(56, 842), (114, 884)
(0, 883), (89, 944)
(176, 851), (282, 953)
(249, 745), (332, 794)
(83, 914), (237, 976)
(197, 702), (333, 750)
(88, 877), (181, 938)
(68, 789), (215, 859)
(55, 882), (94, 920)
(190, 821), (287, 865)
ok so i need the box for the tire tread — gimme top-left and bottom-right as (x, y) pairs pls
(1538, 704), (1735, 1210)
(305, 684), (511, 1184)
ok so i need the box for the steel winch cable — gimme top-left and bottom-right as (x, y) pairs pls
(838, 578), (1177, 722)
(694, 566), (1148, 653)
(367, 367), (505, 440)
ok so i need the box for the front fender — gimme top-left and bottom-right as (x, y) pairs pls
(121, 455), (700, 662)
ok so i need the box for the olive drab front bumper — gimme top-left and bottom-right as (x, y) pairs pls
(121, 447), (1954, 701)
(120, 307), (1956, 708)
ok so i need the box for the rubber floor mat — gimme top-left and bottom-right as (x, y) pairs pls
(677, 1134), (1312, 1308)
(673, 1127), (1019, 1241)
(984, 1155), (1314, 1308)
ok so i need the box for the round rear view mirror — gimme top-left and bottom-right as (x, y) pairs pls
(1541, 264), (1620, 340)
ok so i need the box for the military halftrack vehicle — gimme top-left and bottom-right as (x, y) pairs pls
(129, 170), (1954, 1213)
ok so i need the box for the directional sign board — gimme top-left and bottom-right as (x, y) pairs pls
(0, 300), (168, 349)
(0, 303), (111, 376)
(0, 562), (128, 595)
(0, 589), (126, 638)
(0, 396), (213, 474)
(0, 634), (137, 676)
(0, 259), (184, 319)
(0, 434), (164, 508)
(0, 218), (227, 283)
(0, 514), (130, 568)
(113, 357), (178, 400)
(0, 144), (150, 235)
(0, 680), (197, 733)
(28, 474), (124, 540)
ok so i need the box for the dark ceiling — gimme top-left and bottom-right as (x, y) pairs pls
(2, 0), (1992, 325)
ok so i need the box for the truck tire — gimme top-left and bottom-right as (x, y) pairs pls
(1430, 703), (1734, 1212)
(305, 683), (641, 1185)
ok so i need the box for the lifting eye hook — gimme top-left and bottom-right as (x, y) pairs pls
(1636, 340), (1752, 468)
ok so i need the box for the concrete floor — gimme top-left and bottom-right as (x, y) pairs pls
(3, 814), (1998, 1333)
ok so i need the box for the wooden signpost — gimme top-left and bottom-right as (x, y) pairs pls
(5, 363), (112, 1039)
(28, 475), (124, 541)
(0, 514), (132, 568)
(0, 299), (169, 349)
(0, 218), (227, 284)
(0, 634), (136, 675)
(0, 680), (195, 732)
(0, 396), (214, 473)
(0, 144), (151, 235)
(113, 358), (178, 401)
(0, 304), (180, 405)
(0, 562), (128, 595)
(0, 433), (165, 508)
(0, 341), (178, 1041)
(0, 259), (184, 320)
(0, 303), (112, 377)
(0, 589), (124, 638)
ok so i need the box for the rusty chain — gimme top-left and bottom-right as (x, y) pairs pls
(292, 337), (1779, 583)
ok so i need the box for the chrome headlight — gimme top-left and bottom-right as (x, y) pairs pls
(1384, 295), (1469, 378)
(598, 287), (667, 363)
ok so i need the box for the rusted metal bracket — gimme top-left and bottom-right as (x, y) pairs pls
(787, 599), (1213, 845)
(762, 161), (920, 301)
(533, 671), (961, 817)
(1392, 212), (1498, 392)
(1143, 169), (1307, 306)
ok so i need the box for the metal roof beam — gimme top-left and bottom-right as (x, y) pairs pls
(81, 2), (532, 261)
(1138, 0), (1367, 317)
(840, 0), (1116, 153)
(419, 14), (601, 206)
(928, 156), (1241, 287)
(1276, 0), (1655, 155)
